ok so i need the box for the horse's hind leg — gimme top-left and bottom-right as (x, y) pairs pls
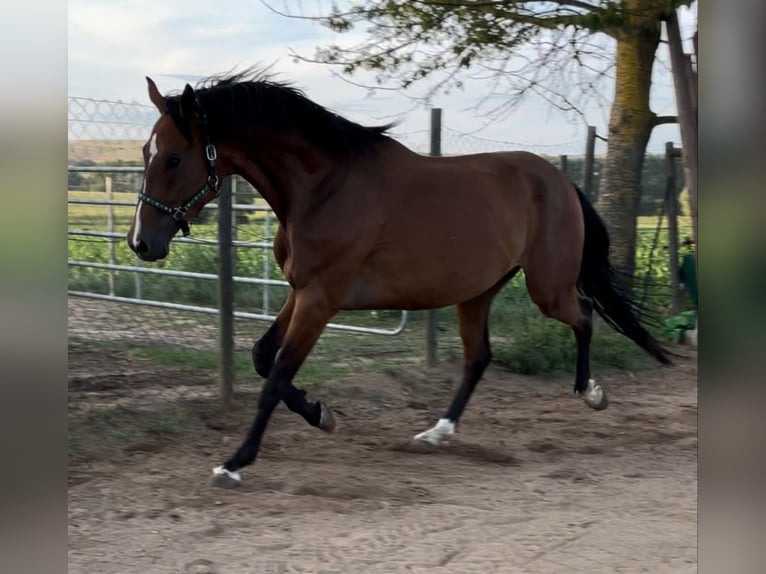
(571, 294), (607, 409)
(414, 269), (518, 445)
(252, 291), (295, 378)
(528, 282), (608, 410)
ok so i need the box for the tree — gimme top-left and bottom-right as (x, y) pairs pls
(268, 0), (693, 282)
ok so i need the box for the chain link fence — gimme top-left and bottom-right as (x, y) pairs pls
(68, 97), (593, 162)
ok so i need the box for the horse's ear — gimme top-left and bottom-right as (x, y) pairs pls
(180, 84), (199, 122)
(146, 77), (165, 113)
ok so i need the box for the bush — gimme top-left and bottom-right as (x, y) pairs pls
(488, 273), (653, 376)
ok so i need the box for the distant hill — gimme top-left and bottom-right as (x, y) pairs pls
(68, 140), (144, 164)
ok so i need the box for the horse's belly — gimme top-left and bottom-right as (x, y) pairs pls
(341, 236), (516, 310)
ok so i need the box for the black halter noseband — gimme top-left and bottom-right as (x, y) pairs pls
(137, 95), (220, 237)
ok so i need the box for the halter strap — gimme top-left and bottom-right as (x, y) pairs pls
(137, 94), (220, 237)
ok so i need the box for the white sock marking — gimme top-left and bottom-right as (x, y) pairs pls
(580, 378), (608, 410)
(213, 465), (241, 482)
(414, 418), (455, 445)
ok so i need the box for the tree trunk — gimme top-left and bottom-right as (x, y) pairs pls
(596, 15), (661, 285)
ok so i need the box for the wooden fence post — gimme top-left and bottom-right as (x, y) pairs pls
(217, 177), (235, 408)
(105, 175), (115, 296)
(666, 142), (681, 315)
(426, 108), (442, 368)
(583, 126), (596, 201)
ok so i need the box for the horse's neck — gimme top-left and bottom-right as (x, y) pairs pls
(223, 132), (334, 223)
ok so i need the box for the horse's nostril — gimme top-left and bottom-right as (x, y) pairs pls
(135, 240), (149, 254)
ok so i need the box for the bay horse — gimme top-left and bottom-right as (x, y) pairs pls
(127, 69), (671, 487)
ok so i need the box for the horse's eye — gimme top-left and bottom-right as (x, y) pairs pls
(166, 155), (181, 169)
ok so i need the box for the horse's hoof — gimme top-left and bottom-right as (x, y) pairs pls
(413, 418), (455, 446)
(579, 379), (609, 411)
(318, 402), (336, 433)
(211, 466), (242, 489)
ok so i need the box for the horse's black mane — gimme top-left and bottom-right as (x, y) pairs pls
(167, 66), (395, 156)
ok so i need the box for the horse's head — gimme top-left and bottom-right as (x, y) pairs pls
(127, 78), (221, 261)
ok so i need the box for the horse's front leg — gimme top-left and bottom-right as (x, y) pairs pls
(251, 290), (295, 378)
(213, 287), (336, 487)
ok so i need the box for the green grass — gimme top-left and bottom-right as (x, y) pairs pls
(69, 402), (193, 460)
(127, 345), (229, 372)
(637, 215), (693, 230)
(78, 403), (189, 442)
(121, 341), (352, 386)
(144, 410), (192, 435)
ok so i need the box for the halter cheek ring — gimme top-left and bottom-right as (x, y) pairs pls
(137, 96), (220, 237)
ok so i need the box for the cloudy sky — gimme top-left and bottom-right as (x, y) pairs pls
(68, 0), (696, 155)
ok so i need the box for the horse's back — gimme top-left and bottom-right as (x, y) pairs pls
(339, 146), (583, 309)
(394, 148), (582, 249)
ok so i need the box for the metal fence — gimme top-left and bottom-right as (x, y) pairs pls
(67, 165), (409, 336)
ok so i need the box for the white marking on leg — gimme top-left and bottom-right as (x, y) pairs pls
(132, 133), (158, 246)
(414, 418), (455, 445)
(212, 465), (241, 483)
(580, 378), (609, 410)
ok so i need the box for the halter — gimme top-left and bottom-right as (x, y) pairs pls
(137, 94), (220, 237)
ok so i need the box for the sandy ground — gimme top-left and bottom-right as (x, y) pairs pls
(68, 301), (697, 574)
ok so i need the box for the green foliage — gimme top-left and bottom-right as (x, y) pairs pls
(487, 270), (654, 376)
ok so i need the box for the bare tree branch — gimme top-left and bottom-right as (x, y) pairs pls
(263, 0), (625, 130)
(651, 115), (678, 127)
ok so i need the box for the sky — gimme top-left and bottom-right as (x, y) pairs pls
(68, 0), (697, 156)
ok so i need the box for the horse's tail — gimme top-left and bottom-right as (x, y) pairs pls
(574, 185), (673, 365)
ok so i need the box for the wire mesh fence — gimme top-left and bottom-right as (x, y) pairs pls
(67, 97), (594, 163)
(68, 98), (159, 165)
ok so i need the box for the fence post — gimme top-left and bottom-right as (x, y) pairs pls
(263, 206), (271, 317)
(583, 126), (596, 201)
(231, 176), (238, 273)
(426, 108), (442, 368)
(217, 177), (235, 408)
(666, 142), (681, 315)
(559, 154), (568, 174)
(105, 176), (116, 296)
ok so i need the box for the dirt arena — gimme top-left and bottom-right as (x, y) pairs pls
(68, 302), (697, 574)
